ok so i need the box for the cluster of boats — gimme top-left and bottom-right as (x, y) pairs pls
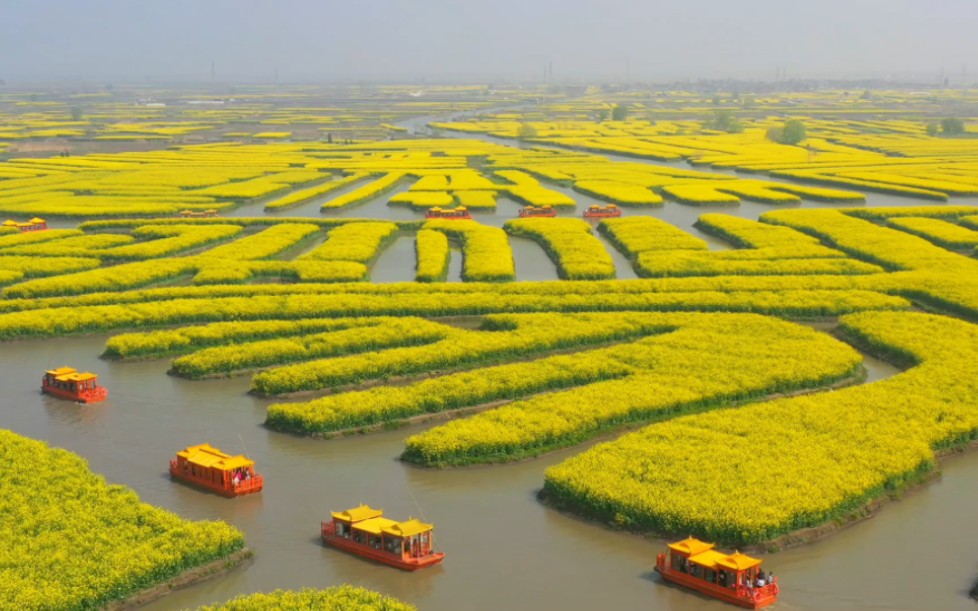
(423, 204), (623, 220)
(43, 369), (780, 605)
(3, 217), (47, 232)
(168, 443), (444, 571)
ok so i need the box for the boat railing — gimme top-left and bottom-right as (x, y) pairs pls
(233, 474), (263, 492)
(321, 520), (337, 538)
(655, 553), (666, 572)
(735, 577), (778, 602)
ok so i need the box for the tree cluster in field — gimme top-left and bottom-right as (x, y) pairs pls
(703, 109), (743, 133)
(925, 117), (967, 137)
(766, 119), (806, 145)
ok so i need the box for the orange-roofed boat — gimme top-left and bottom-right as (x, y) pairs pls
(424, 206), (471, 220)
(42, 367), (108, 403)
(5, 218), (47, 232)
(169, 443), (263, 497)
(518, 205), (557, 218)
(655, 537), (779, 609)
(583, 204), (622, 219)
(321, 504), (445, 571)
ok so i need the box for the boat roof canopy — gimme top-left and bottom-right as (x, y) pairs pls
(59, 372), (98, 382)
(352, 516), (398, 535)
(29, 218), (45, 223)
(46, 366), (77, 376)
(668, 536), (715, 556)
(716, 551), (762, 572)
(176, 443), (254, 471)
(332, 504), (383, 523)
(381, 518), (433, 538)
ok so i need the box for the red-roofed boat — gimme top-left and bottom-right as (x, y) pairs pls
(321, 504), (445, 571)
(169, 443), (263, 497)
(655, 537), (779, 608)
(583, 204), (622, 219)
(42, 367), (108, 403)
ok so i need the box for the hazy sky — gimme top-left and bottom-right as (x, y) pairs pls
(2, 0), (976, 82)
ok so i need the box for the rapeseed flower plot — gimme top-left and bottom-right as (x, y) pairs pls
(1, 430), (245, 610)
(543, 311), (978, 546)
(196, 586), (415, 611)
(414, 229), (450, 282)
(505, 218), (616, 280)
(404, 314), (861, 465)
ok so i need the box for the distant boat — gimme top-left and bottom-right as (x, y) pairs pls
(655, 537), (779, 609)
(4, 217), (47, 232)
(518, 205), (557, 218)
(321, 504), (445, 571)
(169, 443), (263, 497)
(425, 206), (472, 220)
(42, 367), (108, 403)
(583, 204), (622, 219)
(176, 209), (219, 218)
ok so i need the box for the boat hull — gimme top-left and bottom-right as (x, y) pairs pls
(655, 566), (778, 609)
(322, 526), (444, 570)
(519, 209), (557, 218)
(169, 462), (263, 497)
(41, 384), (107, 404)
(583, 211), (622, 218)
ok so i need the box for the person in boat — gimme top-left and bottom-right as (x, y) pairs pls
(756, 569), (767, 587)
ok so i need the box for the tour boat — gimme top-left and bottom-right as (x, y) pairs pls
(583, 204), (622, 219)
(4, 218), (47, 232)
(424, 206), (471, 220)
(321, 504), (445, 571)
(169, 443), (263, 497)
(176, 209), (219, 218)
(655, 537), (778, 609)
(518, 205), (557, 218)
(42, 367), (108, 403)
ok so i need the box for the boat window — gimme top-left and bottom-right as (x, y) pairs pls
(671, 554), (688, 572)
(704, 568), (717, 583)
(336, 523), (346, 537)
(719, 570), (734, 588)
(689, 563), (701, 579)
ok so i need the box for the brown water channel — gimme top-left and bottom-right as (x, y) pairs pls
(12, 132), (978, 609)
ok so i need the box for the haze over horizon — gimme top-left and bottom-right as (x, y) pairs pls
(2, 0), (976, 84)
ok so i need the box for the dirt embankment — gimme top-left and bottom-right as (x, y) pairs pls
(101, 547), (253, 610)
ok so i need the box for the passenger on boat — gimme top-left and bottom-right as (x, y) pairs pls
(756, 569), (767, 587)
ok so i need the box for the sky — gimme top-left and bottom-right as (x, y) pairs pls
(1, 0), (976, 83)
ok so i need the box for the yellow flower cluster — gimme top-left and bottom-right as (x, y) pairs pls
(598, 216), (708, 257)
(543, 311), (978, 545)
(0, 429), (245, 610)
(300, 221), (398, 263)
(263, 172), (368, 210)
(404, 313), (861, 465)
(886, 216), (978, 249)
(423, 219), (515, 281)
(505, 218), (616, 280)
(414, 229), (450, 282)
(195, 586), (415, 611)
(173, 317), (447, 379)
(104, 317), (363, 359)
